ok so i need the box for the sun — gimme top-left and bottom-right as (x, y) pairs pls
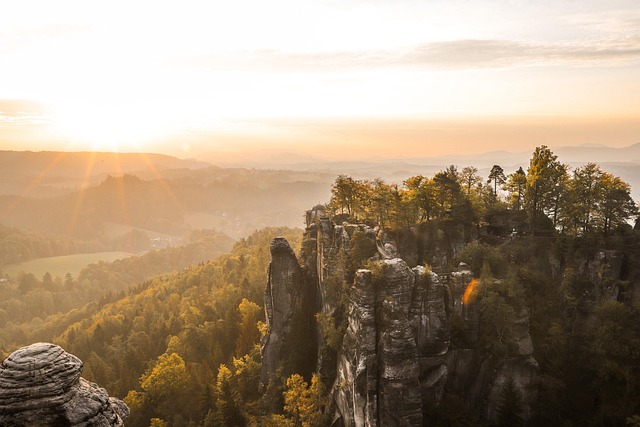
(48, 97), (172, 152)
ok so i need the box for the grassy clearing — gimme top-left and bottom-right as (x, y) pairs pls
(2, 251), (136, 280)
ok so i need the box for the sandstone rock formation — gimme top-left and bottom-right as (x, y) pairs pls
(333, 259), (425, 426)
(0, 342), (128, 426)
(261, 237), (319, 409)
(263, 210), (540, 426)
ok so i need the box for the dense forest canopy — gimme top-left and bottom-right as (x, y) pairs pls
(0, 229), (234, 352)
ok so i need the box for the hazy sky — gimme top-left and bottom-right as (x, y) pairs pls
(1, 0), (639, 159)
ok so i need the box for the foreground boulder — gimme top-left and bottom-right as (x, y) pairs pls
(0, 342), (129, 426)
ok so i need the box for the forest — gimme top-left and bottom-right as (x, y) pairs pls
(1, 145), (639, 426)
(326, 145), (637, 237)
(0, 229), (234, 352)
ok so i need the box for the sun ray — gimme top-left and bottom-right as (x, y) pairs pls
(0, 151), (69, 223)
(67, 152), (98, 235)
(113, 153), (133, 231)
(136, 152), (184, 214)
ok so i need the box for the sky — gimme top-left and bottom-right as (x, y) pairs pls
(0, 0), (639, 160)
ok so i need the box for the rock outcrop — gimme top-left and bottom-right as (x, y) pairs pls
(261, 237), (319, 408)
(334, 259), (425, 426)
(410, 266), (450, 406)
(0, 342), (129, 426)
(263, 210), (540, 426)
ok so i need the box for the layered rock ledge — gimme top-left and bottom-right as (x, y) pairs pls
(0, 342), (129, 426)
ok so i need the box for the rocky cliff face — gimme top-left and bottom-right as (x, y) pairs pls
(333, 260), (427, 426)
(262, 209), (540, 426)
(0, 342), (129, 426)
(260, 237), (319, 408)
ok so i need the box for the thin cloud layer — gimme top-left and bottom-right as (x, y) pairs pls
(405, 38), (640, 68)
(188, 36), (640, 72)
(0, 100), (50, 125)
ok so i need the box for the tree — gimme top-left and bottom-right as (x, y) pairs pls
(329, 175), (368, 220)
(389, 184), (412, 228)
(349, 230), (377, 271)
(233, 347), (262, 403)
(403, 175), (425, 223)
(488, 165), (506, 196)
(42, 271), (53, 286)
(461, 166), (482, 196)
(543, 162), (569, 229)
(599, 172), (637, 236)
(525, 146), (565, 235)
(283, 374), (325, 427)
(403, 175), (436, 221)
(433, 167), (461, 218)
(329, 175), (358, 217)
(64, 272), (74, 289)
(139, 352), (191, 421)
(369, 178), (391, 226)
(569, 163), (603, 234)
(550, 164), (636, 236)
(214, 364), (246, 426)
(235, 298), (261, 357)
(17, 272), (38, 293)
(586, 301), (640, 422)
(504, 167), (526, 210)
(477, 276), (521, 357)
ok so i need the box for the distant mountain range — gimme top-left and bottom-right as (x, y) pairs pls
(0, 150), (208, 178)
(206, 142), (640, 169)
(205, 142), (640, 198)
(1, 142), (638, 203)
(0, 150), (210, 196)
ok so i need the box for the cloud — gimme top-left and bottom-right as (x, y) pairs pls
(2, 24), (89, 39)
(185, 37), (640, 72)
(0, 100), (50, 125)
(402, 38), (640, 68)
(0, 24), (89, 52)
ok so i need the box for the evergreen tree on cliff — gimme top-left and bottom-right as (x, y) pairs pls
(488, 165), (506, 196)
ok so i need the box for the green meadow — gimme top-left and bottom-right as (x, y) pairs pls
(2, 252), (136, 280)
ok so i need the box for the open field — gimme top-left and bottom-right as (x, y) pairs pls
(2, 251), (136, 280)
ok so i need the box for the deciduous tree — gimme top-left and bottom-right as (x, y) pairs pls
(461, 166), (482, 196)
(525, 146), (565, 235)
(599, 172), (637, 236)
(283, 374), (325, 427)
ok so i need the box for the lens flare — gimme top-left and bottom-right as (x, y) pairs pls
(462, 278), (479, 305)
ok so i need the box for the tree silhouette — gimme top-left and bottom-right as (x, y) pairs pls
(488, 165), (506, 196)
